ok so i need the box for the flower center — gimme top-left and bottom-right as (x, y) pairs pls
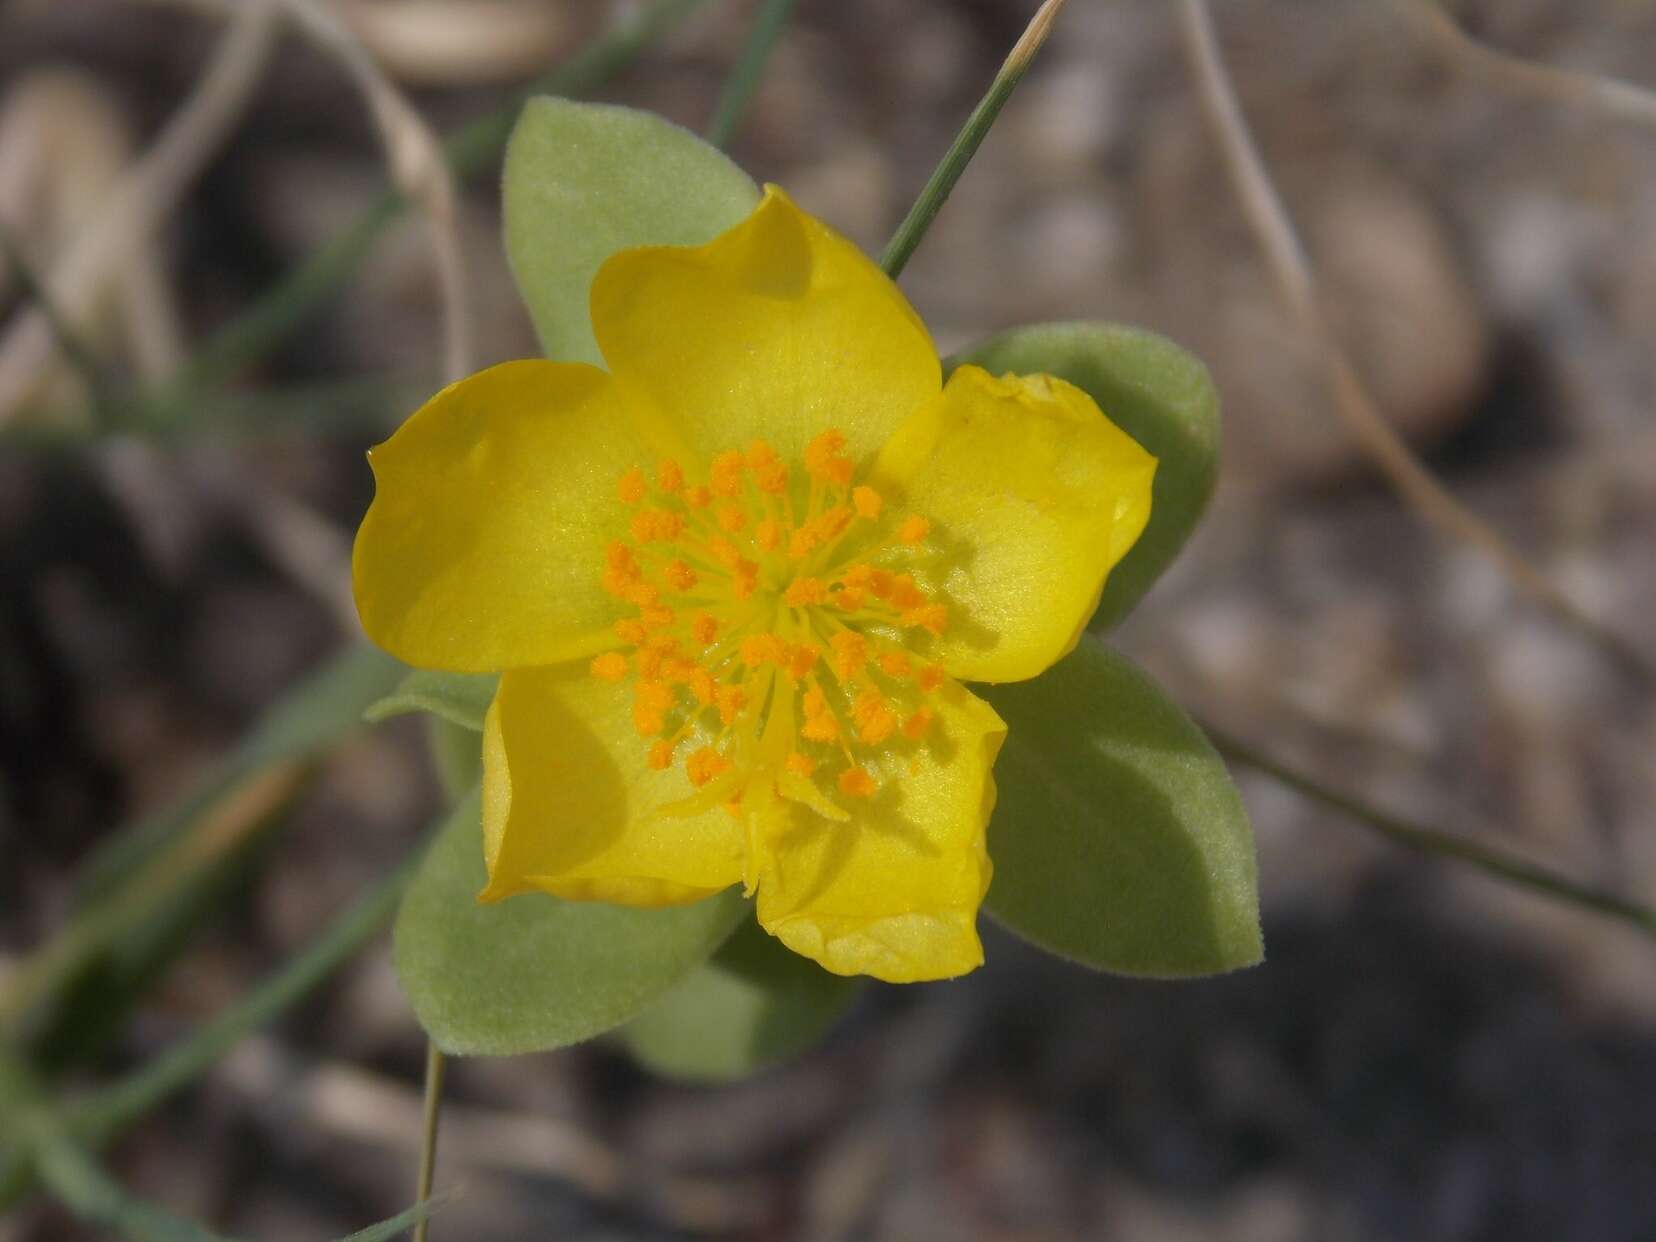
(592, 428), (948, 825)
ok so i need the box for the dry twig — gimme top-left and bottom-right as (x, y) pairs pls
(1397, 0), (1656, 129)
(0, 4), (279, 424)
(276, 0), (471, 384)
(1174, 0), (1654, 688)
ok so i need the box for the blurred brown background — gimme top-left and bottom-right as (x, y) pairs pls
(3, 0), (1656, 1238)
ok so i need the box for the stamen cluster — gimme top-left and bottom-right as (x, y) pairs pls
(592, 428), (951, 819)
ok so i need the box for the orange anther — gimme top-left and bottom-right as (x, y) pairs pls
(902, 707), (934, 739)
(690, 667), (716, 706)
(754, 460), (789, 494)
(853, 688), (897, 745)
(837, 766), (876, 798)
(755, 518), (783, 552)
(740, 633), (787, 668)
(898, 515), (930, 544)
(852, 485), (883, 519)
(632, 681), (673, 736)
(888, 574), (926, 609)
(830, 630), (868, 680)
(590, 651), (628, 681)
(901, 604), (948, 635)
(637, 645), (666, 680)
(802, 711), (840, 742)
(830, 586), (867, 612)
(787, 525), (820, 561)
(615, 618), (648, 646)
(841, 564), (874, 588)
(710, 450), (746, 498)
(879, 651), (912, 679)
(783, 577), (826, 608)
(746, 440), (778, 469)
(622, 580), (658, 608)
(605, 541), (636, 570)
(687, 746), (731, 787)
(819, 506), (853, 542)
(647, 740), (676, 770)
(716, 684), (746, 726)
(640, 604), (676, 629)
(918, 664), (946, 692)
(716, 504), (747, 533)
(618, 467), (648, 504)
(787, 643), (820, 681)
(686, 485), (712, 509)
(804, 429), (847, 477)
(691, 613), (720, 645)
(732, 561), (759, 599)
(657, 459), (685, 494)
(801, 685), (840, 741)
(665, 560), (698, 591)
(631, 508), (684, 543)
(785, 752), (817, 777)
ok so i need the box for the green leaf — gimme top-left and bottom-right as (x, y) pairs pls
(980, 638), (1262, 977)
(425, 717), (483, 802)
(335, 1191), (449, 1242)
(620, 917), (860, 1082)
(946, 322), (1220, 630)
(393, 790), (750, 1055)
(504, 97), (760, 365)
(364, 669), (498, 731)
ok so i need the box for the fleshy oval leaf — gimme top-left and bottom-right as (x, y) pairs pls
(365, 669), (499, 731)
(504, 97), (760, 365)
(393, 790), (749, 1055)
(980, 638), (1262, 977)
(946, 322), (1219, 630)
(620, 917), (861, 1082)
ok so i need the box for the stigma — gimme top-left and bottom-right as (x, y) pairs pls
(593, 428), (948, 831)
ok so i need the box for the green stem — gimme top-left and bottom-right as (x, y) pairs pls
(0, 647), (403, 1045)
(171, 0), (708, 400)
(411, 1043), (446, 1242)
(76, 645), (402, 904)
(879, 0), (1067, 279)
(70, 853), (420, 1145)
(1206, 722), (1656, 939)
(32, 1133), (238, 1242)
(337, 1193), (449, 1242)
(0, 764), (307, 1042)
(0, 844), (426, 1216)
(704, 0), (799, 148)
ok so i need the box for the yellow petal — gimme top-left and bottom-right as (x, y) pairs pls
(353, 360), (662, 672)
(481, 663), (744, 906)
(754, 679), (1006, 983)
(872, 365), (1156, 684)
(590, 185), (940, 470)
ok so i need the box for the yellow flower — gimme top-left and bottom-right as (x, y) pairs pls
(352, 187), (1156, 983)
